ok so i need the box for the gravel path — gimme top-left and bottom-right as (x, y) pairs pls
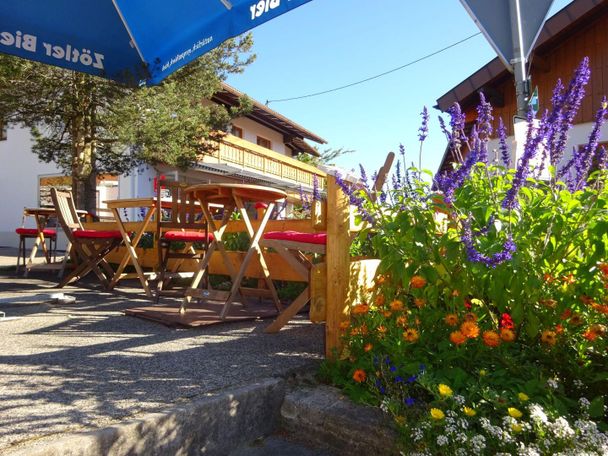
(0, 272), (324, 452)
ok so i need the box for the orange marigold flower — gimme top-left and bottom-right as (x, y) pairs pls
(403, 328), (419, 342)
(363, 343), (373, 352)
(452, 289), (460, 297)
(560, 309), (572, 320)
(590, 324), (607, 335)
(460, 321), (480, 339)
(482, 330), (501, 348)
(463, 312), (478, 322)
(339, 321), (350, 331)
(410, 275), (427, 289)
(593, 304), (608, 314)
(569, 314), (584, 326)
(390, 299), (404, 311)
(396, 316), (408, 327)
(376, 325), (387, 334)
(375, 295), (386, 307)
(562, 274), (575, 285)
(450, 330), (467, 345)
(382, 310), (393, 318)
(414, 298), (426, 309)
(353, 369), (367, 383)
(352, 304), (369, 315)
(582, 329), (598, 342)
(375, 275), (386, 285)
(598, 263), (608, 276)
(580, 295), (594, 305)
(360, 324), (369, 336)
(444, 314), (459, 326)
(539, 298), (557, 308)
(541, 330), (557, 346)
(544, 273), (555, 283)
(500, 328), (516, 342)
(555, 324), (564, 334)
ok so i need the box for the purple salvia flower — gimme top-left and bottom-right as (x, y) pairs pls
(498, 117), (511, 167)
(333, 172), (375, 226)
(573, 97), (608, 189)
(298, 185), (311, 212)
(550, 58), (591, 167)
(418, 106), (429, 142)
(556, 147), (577, 181)
(596, 145), (608, 170)
(475, 92), (493, 164)
(393, 160), (402, 190)
(312, 174), (321, 202)
(438, 126), (480, 203)
(461, 217), (517, 268)
(359, 164), (369, 189)
(502, 109), (548, 210)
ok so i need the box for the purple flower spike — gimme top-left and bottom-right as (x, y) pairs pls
(498, 117), (511, 167)
(573, 97), (608, 189)
(461, 217), (517, 268)
(418, 106), (429, 142)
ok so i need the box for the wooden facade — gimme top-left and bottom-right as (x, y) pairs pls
(437, 0), (608, 170)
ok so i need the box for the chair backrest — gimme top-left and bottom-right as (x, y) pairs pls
(156, 180), (206, 233)
(50, 188), (84, 238)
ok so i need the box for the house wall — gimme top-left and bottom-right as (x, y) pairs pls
(231, 116), (288, 155)
(0, 126), (66, 248)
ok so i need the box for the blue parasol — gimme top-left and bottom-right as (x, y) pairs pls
(0, 0), (312, 86)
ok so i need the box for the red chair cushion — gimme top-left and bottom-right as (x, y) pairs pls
(254, 202), (268, 210)
(16, 228), (57, 237)
(73, 229), (123, 239)
(163, 231), (214, 243)
(263, 230), (327, 245)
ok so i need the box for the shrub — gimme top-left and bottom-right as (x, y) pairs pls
(322, 57), (608, 455)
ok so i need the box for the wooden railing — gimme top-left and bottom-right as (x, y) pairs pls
(201, 134), (326, 190)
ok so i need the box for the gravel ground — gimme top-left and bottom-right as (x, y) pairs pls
(0, 262), (324, 452)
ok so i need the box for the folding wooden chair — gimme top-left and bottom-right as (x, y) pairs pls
(261, 152), (395, 333)
(50, 188), (123, 289)
(155, 180), (212, 301)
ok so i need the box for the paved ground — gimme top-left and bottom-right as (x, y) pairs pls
(0, 247), (325, 453)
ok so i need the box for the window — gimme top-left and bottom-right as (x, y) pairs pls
(256, 136), (271, 149)
(231, 125), (243, 138)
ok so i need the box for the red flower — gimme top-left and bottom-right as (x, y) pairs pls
(464, 299), (472, 310)
(500, 313), (514, 330)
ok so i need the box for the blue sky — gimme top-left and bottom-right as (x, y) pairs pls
(226, 0), (572, 176)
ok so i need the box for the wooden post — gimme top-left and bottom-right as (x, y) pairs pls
(325, 175), (351, 359)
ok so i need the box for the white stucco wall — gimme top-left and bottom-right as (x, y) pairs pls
(487, 120), (608, 174)
(231, 116), (287, 155)
(0, 125), (65, 248)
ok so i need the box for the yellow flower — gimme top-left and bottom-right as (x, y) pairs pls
(518, 392), (529, 402)
(508, 407), (523, 419)
(438, 384), (453, 397)
(511, 423), (523, 433)
(430, 408), (445, 420)
(463, 406), (476, 417)
(479, 369), (487, 377)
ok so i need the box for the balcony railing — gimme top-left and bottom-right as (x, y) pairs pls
(200, 134), (326, 190)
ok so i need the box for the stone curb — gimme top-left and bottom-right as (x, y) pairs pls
(280, 384), (400, 455)
(6, 378), (286, 456)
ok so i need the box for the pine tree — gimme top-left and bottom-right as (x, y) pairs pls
(0, 35), (254, 213)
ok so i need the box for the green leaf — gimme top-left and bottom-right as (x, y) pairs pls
(589, 396), (605, 418)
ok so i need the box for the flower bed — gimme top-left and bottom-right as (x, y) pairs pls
(321, 58), (608, 455)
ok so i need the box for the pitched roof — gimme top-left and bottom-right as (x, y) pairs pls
(212, 83), (326, 156)
(435, 0), (606, 112)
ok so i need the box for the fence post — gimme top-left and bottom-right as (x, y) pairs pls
(325, 174), (351, 359)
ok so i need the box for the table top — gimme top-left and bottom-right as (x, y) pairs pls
(185, 183), (286, 204)
(24, 207), (88, 216)
(104, 197), (156, 209)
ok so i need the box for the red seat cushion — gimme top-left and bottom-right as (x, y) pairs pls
(73, 229), (123, 239)
(16, 228), (57, 237)
(263, 230), (327, 245)
(254, 202), (268, 210)
(163, 231), (214, 243)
